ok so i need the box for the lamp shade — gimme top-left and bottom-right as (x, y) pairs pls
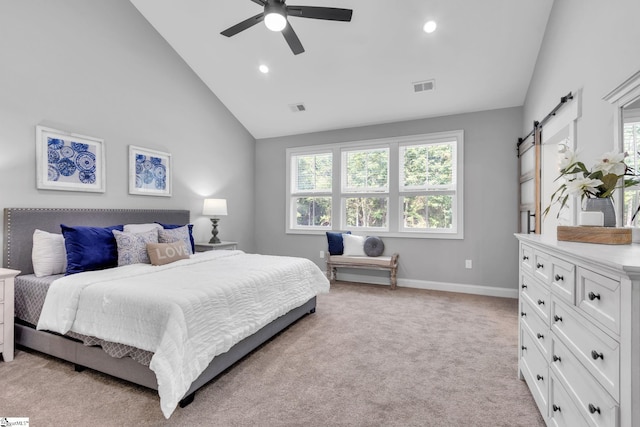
(202, 198), (228, 216)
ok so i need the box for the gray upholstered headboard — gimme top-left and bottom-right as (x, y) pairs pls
(3, 208), (190, 275)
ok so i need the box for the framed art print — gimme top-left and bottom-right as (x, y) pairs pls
(36, 125), (105, 192)
(129, 145), (172, 197)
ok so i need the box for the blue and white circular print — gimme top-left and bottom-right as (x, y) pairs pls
(46, 136), (97, 186)
(134, 153), (167, 191)
(76, 151), (96, 172)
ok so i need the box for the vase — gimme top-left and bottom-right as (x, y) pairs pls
(584, 197), (616, 227)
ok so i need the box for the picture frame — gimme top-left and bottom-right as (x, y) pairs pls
(128, 145), (172, 197)
(36, 125), (106, 193)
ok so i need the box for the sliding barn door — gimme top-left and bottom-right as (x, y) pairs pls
(518, 128), (541, 233)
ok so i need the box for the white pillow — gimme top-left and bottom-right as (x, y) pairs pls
(123, 223), (162, 233)
(342, 234), (366, 256)
(32, 229), (67, 277)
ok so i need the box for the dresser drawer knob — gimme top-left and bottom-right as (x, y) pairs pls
(553, 355), (561, 362)
(588, 292), (601, 301)
(588, 403), (601, 414)
(536, 333), (544, 339)
(591, 350), (604, 360)
(554, 274), (564, 281)
(552, 404), (561, 412)
(554, 315), (563, 322)
(521, 311), (527, 317)
(536, 374), (544, 381)
(523, 255), (529, 261)
(537, 299), (545, 306)
(521, 284), (527, 289)
(536, 263), (544, 269)
(521, 345), (527, 351)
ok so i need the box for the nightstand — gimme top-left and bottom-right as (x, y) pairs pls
(195, 241), (238, 252)
(0, 268), (20, 362)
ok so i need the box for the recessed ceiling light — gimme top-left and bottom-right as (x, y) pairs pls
(423, 20), (437, 34)
(259, 64), (269, 74)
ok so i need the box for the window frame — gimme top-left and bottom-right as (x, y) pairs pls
(285, 130), (464, 239)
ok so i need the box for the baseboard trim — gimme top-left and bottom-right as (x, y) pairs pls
(335, 272), (518, 299)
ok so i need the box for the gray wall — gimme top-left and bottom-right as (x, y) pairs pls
(255, 107), (523, 294)
(0, 0), (256, 253)
(524, 0), (640, 160)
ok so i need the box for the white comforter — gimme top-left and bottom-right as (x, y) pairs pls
(37, 250), (329, 418)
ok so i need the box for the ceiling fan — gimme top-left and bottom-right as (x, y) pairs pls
(221, 0), (353, 55)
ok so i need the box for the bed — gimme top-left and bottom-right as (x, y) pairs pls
(2, 208), (329, 418)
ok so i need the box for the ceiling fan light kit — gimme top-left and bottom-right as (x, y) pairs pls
(264, 1), (287, 31)
(221, 0), (353, 55)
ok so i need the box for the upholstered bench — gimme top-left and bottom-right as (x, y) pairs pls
(326, 253), (399, 289)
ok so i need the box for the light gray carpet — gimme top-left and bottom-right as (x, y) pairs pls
(0, 282), (544, 426)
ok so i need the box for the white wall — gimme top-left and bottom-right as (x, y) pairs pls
(255, 107), (523, 296)
(524, 0), (640, 174)
(0, 0), (256, 253)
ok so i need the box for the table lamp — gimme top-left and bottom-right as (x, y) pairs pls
(202, 198), (227, 243)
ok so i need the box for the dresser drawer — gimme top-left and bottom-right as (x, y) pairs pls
(577, 267), (620, 336)
(521, 298), (551, 359)
(521, 273), (551, 323)
(551, 298), (620, 401)
(549, 373), (588, 427)
(0, 280), (4, 302)
(533, 250), (552, 284)
(551, 337), (619, 427)
(550, 256), (576, 305)
(0, 323), (3, 345)
(0, 303), (3, 321)
(521, 244), (534, 274)
(521, 327), (549, 417)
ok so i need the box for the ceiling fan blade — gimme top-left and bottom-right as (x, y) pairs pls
(282, 22), (305, 55)
(249, 0), (266, 5)
(286, 6), (353, 22)
(221, 13), (264, 37)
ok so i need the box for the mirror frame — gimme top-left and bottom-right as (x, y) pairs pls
(603, 70), (640, 225)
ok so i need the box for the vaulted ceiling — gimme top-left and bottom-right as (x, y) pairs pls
(131, 0), (554, 139)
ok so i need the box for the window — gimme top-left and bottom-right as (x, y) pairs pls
(400, 141), (457, 231)
(286, 130), (463, 238)
(290, 151), (332, 228)
(342, 147), (389, 230)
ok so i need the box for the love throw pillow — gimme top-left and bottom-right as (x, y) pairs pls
(147, 241), (191, 266)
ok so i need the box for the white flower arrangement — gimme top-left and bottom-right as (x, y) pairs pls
(543, 143), (638, 218)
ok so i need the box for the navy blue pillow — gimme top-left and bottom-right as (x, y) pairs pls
(326, 231), (351, 255)
(61, 224), (124, 275)
(156, 222), (195, 253)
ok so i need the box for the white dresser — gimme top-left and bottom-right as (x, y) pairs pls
(0, 268), (20, 362)
(516, 234), (640, 427)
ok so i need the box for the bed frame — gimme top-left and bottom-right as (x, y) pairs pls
(3, 207), (316, 408)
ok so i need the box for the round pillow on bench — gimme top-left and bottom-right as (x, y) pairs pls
(363, 236), (384, 257)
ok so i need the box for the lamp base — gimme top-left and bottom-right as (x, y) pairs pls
(209, 218), (221, 244)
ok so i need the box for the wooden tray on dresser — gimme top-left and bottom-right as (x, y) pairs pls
(557, 225), (631, 244)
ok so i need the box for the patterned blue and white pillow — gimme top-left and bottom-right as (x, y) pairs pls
(158, 225), (193, 255)
(112, 229), (159, 266)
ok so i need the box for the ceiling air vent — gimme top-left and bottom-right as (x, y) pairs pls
(289, 103), (306, 113)
(413, 79), (435, 93)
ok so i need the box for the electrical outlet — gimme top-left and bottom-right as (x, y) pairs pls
(320, 251), (325, 259)
(465, 259), (472, 269)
